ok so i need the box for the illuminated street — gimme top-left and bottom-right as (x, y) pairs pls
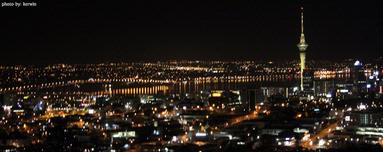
(301, 121), (339, 149)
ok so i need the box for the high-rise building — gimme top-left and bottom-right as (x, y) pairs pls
(352, 60), (367, 95)
(247, 90), (256, 111)
(0, 94), (3, 116)
(0, 94), (3, 107)
(297, 7), (308, 91)
(302, 70), (314, 92)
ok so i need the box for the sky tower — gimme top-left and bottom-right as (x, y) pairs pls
(297, 7), (308, 91)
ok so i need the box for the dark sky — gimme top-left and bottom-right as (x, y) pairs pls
(1, 0), (382, 63)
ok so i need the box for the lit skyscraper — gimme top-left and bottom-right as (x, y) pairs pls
(297, 7), (308, 91)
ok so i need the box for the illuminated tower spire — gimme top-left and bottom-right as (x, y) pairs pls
(297, 6), (308, 91)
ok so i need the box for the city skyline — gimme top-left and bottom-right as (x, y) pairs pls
(1, 1), (383, 151)
(1, 0), (383, 64)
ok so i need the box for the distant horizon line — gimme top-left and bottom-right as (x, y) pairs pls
(0, 57), (382, 65)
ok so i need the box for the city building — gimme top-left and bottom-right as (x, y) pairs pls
(352, 60), (367, 96)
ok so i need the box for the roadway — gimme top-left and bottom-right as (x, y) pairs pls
(301, 120), (339, 149)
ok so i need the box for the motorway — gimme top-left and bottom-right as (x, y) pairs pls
(301, 120), (340, 149)
(226, 110), (261, 127)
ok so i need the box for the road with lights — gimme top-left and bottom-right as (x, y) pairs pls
(301, 121), (339, 149)
(225, 110), (261, 128)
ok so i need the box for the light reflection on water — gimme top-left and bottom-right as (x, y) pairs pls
(12, 74), (347, 98)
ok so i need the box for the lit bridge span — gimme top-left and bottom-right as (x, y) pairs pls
(0, 73), (301, 93)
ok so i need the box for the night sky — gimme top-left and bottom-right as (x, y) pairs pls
(1, 0), (382, 63)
